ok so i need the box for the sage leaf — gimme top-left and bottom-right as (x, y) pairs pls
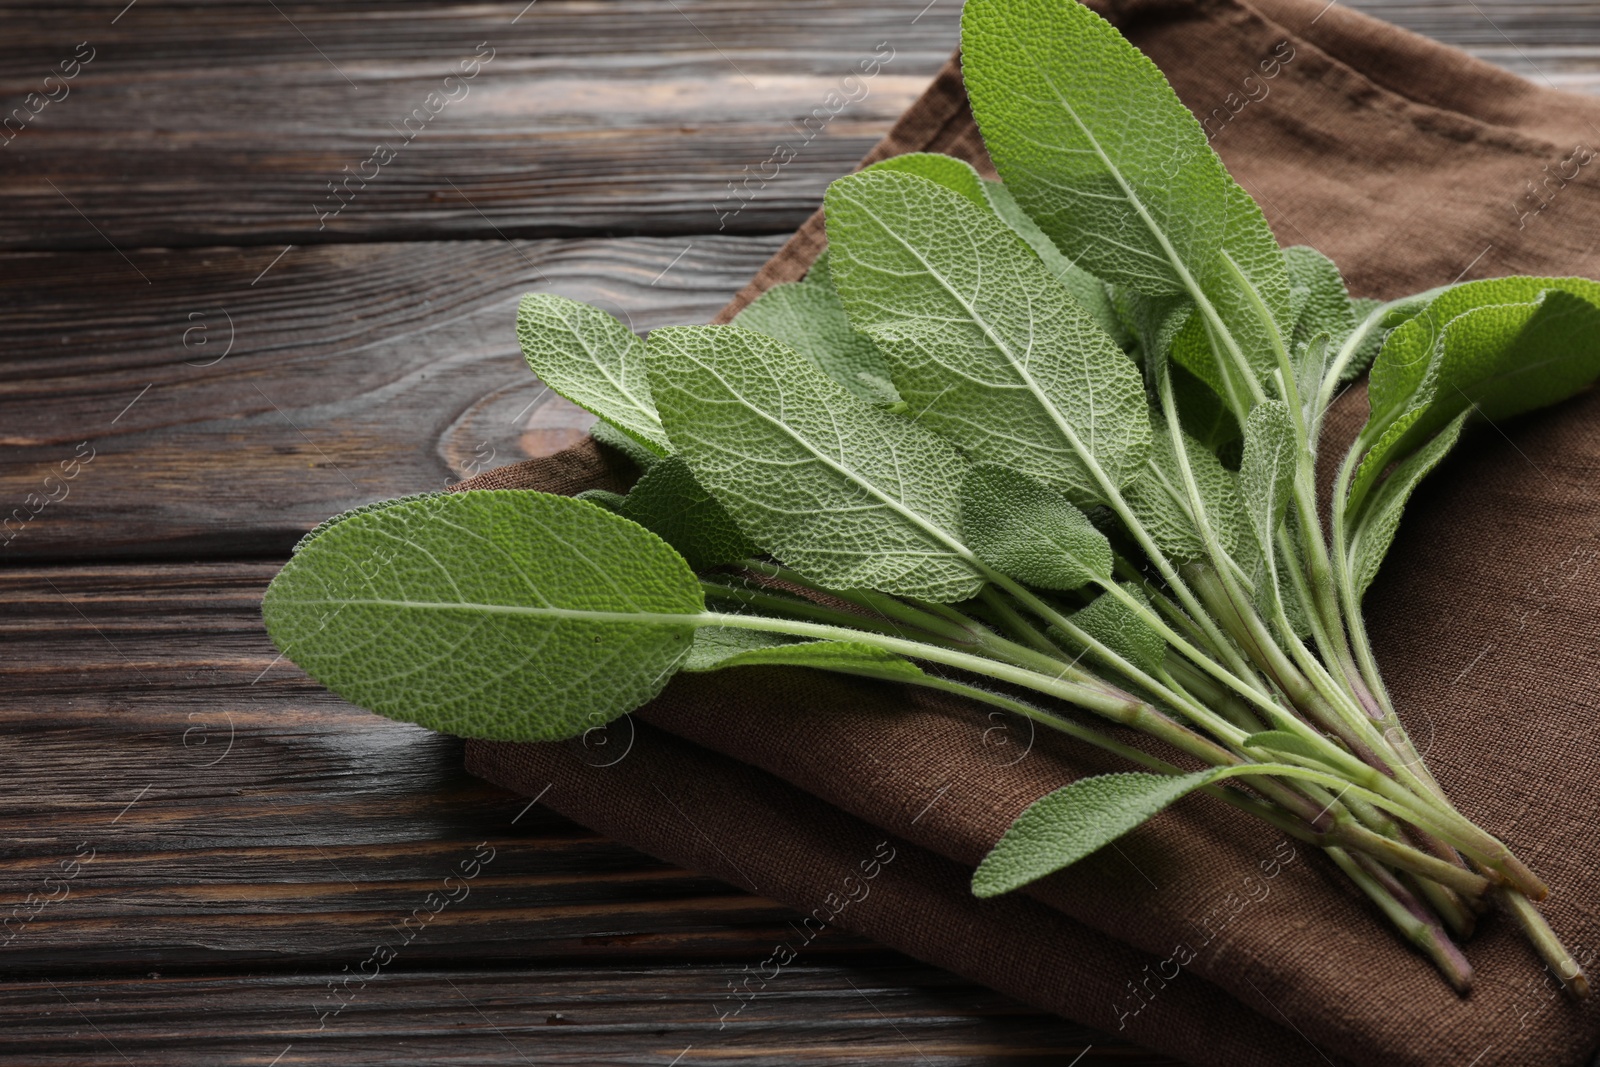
(961, 0), (1228, 295)
(615, 454), (758, 572)
(1284, 246), (1357, 354)
(1366, 276), (1600, 432)
(983, 178), (1126, 343)
(1123, 412), (1249, 564)
(1352, 286), (1600, 514)
(866, 153), (1127, 344)
(263, 491), (703, 741)
(1240, 400), (1297, 562)
(647, 324), (983, 602)
(591, 417), (664, 469)
(1066, 582), (1166, 676)
(517, 294), (670, 454)
(1348, 412), (1470, 601)
(1239, 400), (1298, 624)
(294, 492), (444, 553)
(1242, 730), (1344, 771)
(960, 462), (1112, 591)
(734, 279), (900, 405)
(1168, 182), (1295, 413)
(825, 167), (1151, 505)
(972, 769), (1229, 897)
(865, 151), (988, 205)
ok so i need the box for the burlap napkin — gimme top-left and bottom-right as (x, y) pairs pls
(458, 2), (1600, 1063)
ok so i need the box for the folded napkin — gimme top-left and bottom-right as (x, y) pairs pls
(460, 2), (1600, 1063)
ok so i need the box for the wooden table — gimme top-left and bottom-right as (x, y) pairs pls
(3, 2), (1594, 1063)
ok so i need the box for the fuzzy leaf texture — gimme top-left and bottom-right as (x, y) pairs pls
(614, 454), (758, 572)
(262, 491), (702, 741)
(646, 324), (984, 602)
(1124, 411), (1249, 565)
(1348, 412), (1470, 602)
(961, 0), (1228, 295)
(1066, 583), (1166, 676)
(859, 153), (1125, 341)
(517, 294), (670, 454)
(825, 167), (1151, 505)
(972, 769), (1229, 897)
(733, 278), (900, 405)
(1352, 284), (1600, 515)
(960, 463), (1112, 591)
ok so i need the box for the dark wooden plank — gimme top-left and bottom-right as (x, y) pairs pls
(0, 0), (958, 250)
(0, 561), (1171, 1064)
(0, 966), (1159, 1066)
(0, 561), (875, 973)
(1343, 3), (1600, 92)
(0, 236), (781, 561)
(0, 3), (1591, 252)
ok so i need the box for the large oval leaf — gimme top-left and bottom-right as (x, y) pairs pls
(825, 167), (1151, 505)
(647, 324), (984, 602)
(263, 491), (704, 741)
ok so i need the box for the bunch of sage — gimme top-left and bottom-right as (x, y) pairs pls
(264, 0), (1596, 995)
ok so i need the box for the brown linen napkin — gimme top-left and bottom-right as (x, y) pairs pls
(462, 1), (1600, 1063)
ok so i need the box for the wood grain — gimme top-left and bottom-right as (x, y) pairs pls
(0, 0), (959, 250)
(2, 2), (1591, 251)
(0, 236), (780, 561)
(0, 561), (1163, 1063)
(1, 4), (1592, 1065)
(0, 966), (1138, 1066)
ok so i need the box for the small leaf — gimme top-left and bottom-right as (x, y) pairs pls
(1065, 582), (1166, 675)
(972, 769), (1228, 897)
(1348, 412), (1470, 601)
(263, 491), (704, 741)
(683, 626), (797, 671)
(616, 454), (759, 572)
(517, 294), (670, 454)
(1123, 412), (1249, 564)
(1241, 730), (1342, 770)
(864, 151), (988, 205)
(574, 488), (628, 513)
(647, 324), (983, 602)
(1283, 246), (1357, 355)
(1239, 400), (1297, 562)
(591, 418), (664, 470)
(960, 463), (1112, 591)
(734, 279), (900, 405)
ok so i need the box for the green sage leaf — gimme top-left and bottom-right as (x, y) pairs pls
(825, 167), (1151, 505)
(972, 769), (1229, 897)
(647, 324), (983, 602)
(615, 454), (758, 572)
(517, 294), (670, 454)
(263, 491), (703, 741)
(960, 462), (1112, 591)
(1066, 582), (1166, 676)
(961, 0), (1228, 295)
(1348, 411), (1470, 601)
(734, 279), (900, 405)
